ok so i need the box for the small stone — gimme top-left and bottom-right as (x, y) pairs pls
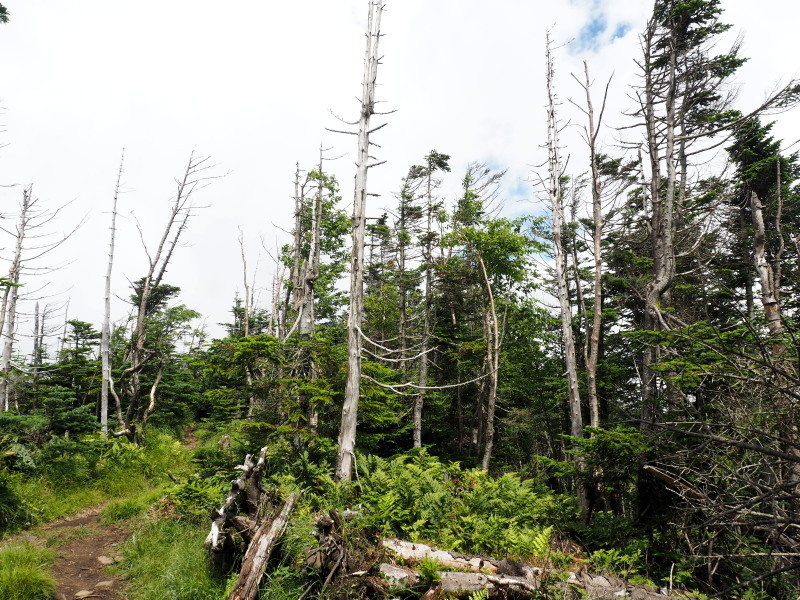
(96, 580), (114, 589)
(75, 591), (95, 599)
(56, 593), (68, 600)
(114, 555), (125, 563)
(97, 555), (114, 565)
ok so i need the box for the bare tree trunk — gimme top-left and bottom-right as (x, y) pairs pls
(336, 0), (386, 482)
(31, 302), (42, 408)
(115, 152), (211, 443)
(579, 61), (608, 430)
(237, 228), (259, 417)
(640, 20), (678, 428)
(479, 256), (500, 470)
(140, 359), (166, 434)
(101, 152), (123, 435)
(545, 34), (582, 440)
(750, 191), (784, 343)
(0, 186), (32, 409)
(239, 229), (252, 338)
(414, 191), (433, 449)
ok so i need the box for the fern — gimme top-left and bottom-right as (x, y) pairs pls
(355, 451), (572, 560)
(468, 588), (488, 600)
(530, 525), (553, 558)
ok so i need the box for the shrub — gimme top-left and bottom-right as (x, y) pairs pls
(166, 477), (225, 523)
(0, 471), (33, 535)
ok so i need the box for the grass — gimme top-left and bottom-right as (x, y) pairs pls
(100, 489), (165, 525)
(118, 519), (231, 600)
(0, 541), (56, 600)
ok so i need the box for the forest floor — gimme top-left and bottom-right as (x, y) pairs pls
(24, 504), (131, 600)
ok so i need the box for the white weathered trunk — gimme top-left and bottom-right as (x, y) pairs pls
(336, 0), (385, 482)
(101, 153), (123, 434)
(479, 256), (500, 470)
(238, 229), (252, 338)
(227, 492), (301, 600)
(582, 61), (605, 430)
(750, 191), (784, 339)
(545, 35), (582, 440)
(381, 538), (691, 599)
(0, 187), (32, 409)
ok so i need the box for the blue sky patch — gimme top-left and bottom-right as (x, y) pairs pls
(576, 14), (607, 51)
(612, 23), (631, 40)
(570, 9), (631, 54)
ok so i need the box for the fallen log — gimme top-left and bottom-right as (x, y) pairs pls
(227, 491), (302, 600)
(382, 538), (501, 573)
(206, 446), (269, 552)
(381, 539), (692, 600)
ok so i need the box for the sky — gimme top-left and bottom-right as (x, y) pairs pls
(0, 0), (798, 354)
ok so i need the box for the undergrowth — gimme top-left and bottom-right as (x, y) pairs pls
(0, 428), (189, 535)
(0, 541), (56, 600)
(118, 519), (231, 600)
(353, 451), (575, 562)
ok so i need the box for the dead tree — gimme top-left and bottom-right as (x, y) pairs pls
(101, 151), (123, 435)
(335, 0), (387, 482)
(381, 538), (692, 599)
(0, 186), (30, 410)
(0, 186), (79, 409)
(478, 255), (500, 470)
(205, 446), (301, 600)
(544, 33), (582, 441)
(573, 62), (611, 430)
(206, 446), (270, 567)
(750, 191), (784, 344)
(113, 152), (214, 443)
(226, 493), (300, 600)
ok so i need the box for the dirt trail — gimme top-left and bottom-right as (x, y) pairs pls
(14, 431), (200, 600)
(39, 505), (130, 600)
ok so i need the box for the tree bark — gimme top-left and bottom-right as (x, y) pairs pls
(750, 190), (784, 344)
(336, 0), (386, 482)
(226, 492), (301, 600)
(381, 538), (692, 599)
(580, 61), (607, 430)
(101, 152), (123, 434)
(0, 186), (31, 409)
(545, 34), (582, 440)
